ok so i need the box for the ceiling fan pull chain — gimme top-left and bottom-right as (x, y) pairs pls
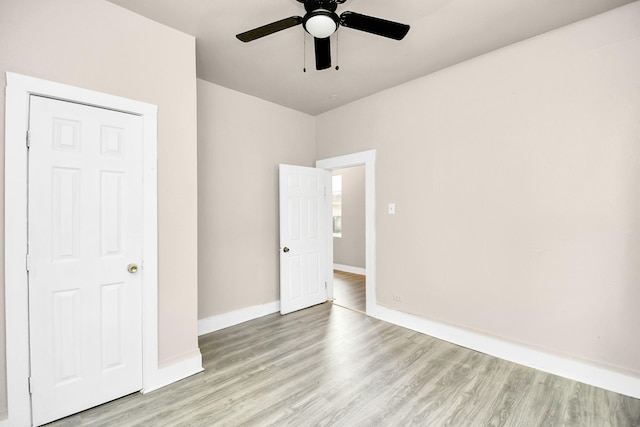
(303, 31), (307, 72)
(335, 29), (340, 71)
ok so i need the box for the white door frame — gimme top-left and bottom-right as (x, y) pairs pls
(4, 72), (159, 426)
(316, 150), (376, 315)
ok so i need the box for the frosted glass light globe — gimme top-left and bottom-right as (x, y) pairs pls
(305, 11), (338, 38)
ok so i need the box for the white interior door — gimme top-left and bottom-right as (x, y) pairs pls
(28, 96), (144, 426)
(279, 164), (329, 314)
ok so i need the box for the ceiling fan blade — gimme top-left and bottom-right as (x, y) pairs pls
(340, 11), (410, 40)
(314, 37), (332, 70)
(236, 16), (303, 42)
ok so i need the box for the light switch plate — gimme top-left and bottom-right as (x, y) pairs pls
(388, 203), (396, 214)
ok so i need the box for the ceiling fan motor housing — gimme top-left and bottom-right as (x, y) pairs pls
(298, 0), (345, 13)
(300, 0), (340, 39)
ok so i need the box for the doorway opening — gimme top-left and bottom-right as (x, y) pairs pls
(316, 150), (376, 316)
(329, 165), (366, 313)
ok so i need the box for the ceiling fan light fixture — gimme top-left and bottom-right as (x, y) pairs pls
(303, 10), (338, 38)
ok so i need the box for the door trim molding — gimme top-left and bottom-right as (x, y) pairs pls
(316, 150), (376, 315)
(4, 72), (159, 425)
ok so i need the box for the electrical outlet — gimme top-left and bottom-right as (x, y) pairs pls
(393, 293), (403, 302)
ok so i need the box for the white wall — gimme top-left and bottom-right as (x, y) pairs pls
(0, 0), (200, 417)
(197, 80), (316, 319)
(316, 3), (640, 376)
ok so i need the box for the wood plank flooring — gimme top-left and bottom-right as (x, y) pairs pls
(332, 270), (365, 313)
(48, 303), (640, 426)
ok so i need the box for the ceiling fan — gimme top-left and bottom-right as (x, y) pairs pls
(236, 0), (410, 71)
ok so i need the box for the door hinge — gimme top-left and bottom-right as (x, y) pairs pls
(26, 130), (31, 149)
(26, 253), (30, 272)
(28, 376), (33, 394)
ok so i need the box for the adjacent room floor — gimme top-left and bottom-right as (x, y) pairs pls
(46, 303), (640, 426)
(332, 270), (365, 313)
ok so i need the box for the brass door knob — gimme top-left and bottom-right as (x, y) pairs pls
(127, 263), (139, 274)
(283, 247), (290, 253)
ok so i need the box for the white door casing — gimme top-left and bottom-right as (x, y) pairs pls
(279, 164), (329, 314)
(5, 73), (160, 427)
(316, 150), (376, 315)
(28, 96), (144, 425)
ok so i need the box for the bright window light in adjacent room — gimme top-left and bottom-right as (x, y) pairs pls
(332, 174), (342, 238)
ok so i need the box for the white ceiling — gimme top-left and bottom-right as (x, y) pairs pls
(107, 0), (633, 115)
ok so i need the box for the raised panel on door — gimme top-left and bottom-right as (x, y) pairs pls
(28, 95), (144, 426)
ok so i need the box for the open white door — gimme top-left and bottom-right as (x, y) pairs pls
(28, 96), (143, 426)
(279, 164), (329, 315)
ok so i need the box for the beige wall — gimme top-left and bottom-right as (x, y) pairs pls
(197, 79), (315, 319)
(0, 0), (200, 415)
(333, 166), (366, 269)
(317, 3), (640, 375)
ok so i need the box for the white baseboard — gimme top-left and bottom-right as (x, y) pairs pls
(0, 413), (7, 427)
(333, 264), (366, 275)
(371, 304), (640, 399)
(142, 351), (204, 394)
(198, 301), (281, 336)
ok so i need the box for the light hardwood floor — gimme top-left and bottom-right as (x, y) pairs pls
(48, 303), (640, 426)
(332, 270), (365, 313)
